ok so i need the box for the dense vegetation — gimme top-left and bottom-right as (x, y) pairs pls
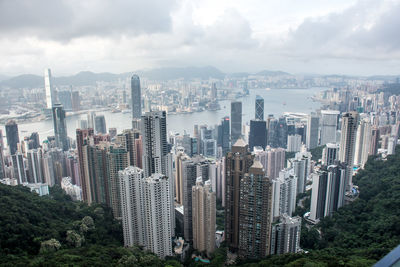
(0, 185), (180, 266)
(2, 148), (400, 266)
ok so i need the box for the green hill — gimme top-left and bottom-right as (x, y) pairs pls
(0, 185), (179, 266)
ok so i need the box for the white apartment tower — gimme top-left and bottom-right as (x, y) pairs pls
(119, 167), (173, 258)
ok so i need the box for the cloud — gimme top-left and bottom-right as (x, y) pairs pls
(284, 0), (400, 60)
(0, 0), (177, 41)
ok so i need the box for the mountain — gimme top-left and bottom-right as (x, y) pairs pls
(0, 74), (9, 81)
(55, 71), (121, 86)
(0, 74), (43, 88)
(0, 66), (226, 89)
(137, 66), (225, 80)
(255, 70), (291, 76)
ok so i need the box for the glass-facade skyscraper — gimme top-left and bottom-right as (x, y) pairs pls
(52, 104), (69, 151)
(131, 75), (142, 120)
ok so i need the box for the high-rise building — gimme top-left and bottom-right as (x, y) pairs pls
(271, 169), (297, 219)
(182, 158), (197, 241)
(44, 68), (55, 109)
(71, 91), (80, 111)
(131, 75), (142, 120)
(322, 143), (339, 166)
(192, 180), (216, 256)
(5, 120), (19, 155)
(287, 134), (302, 152)
(225, 139), (254, 252)
(238, 160), (272, 259)
(231, 101), (242, 144)
(141, 111), (168, 177)
(107, 145), (129, 219)
(354, 119), (371, 167)
(255, 95), (264, 121)
(12, 152), (27, 184)
(254, 146), (285, 180)
(369, 126), (380, 156)
(287, 153), (311, 195)
(76, 128), (94, 202)
(95, 115), (107, 134)
(141, 111), (174, 236)
(217, 117), (230, 155)
(339, 112), (359, 191)
(58, 90), (73, 111)
(309, 164), (346, 223)
(270, 214), (301, 255)
(320, 110), (340, 145)
(119, 167), (173, 259)
(119, 166), (146, 248)
(52, 104), (69, 151)
(249, 120), (267, 151)
(0, 130), (5, 179)
(210, 83), (217, 101)
(306, 114), (319, 149)
(27, 149), (43, 184)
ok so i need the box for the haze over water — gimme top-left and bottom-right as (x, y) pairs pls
(1, 87), (324, 143)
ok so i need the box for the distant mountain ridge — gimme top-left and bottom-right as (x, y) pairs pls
(1, 67), (398, 89)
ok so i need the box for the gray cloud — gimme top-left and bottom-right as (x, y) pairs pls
(0, 0), (177, 41)
(285, 0), (400, 60)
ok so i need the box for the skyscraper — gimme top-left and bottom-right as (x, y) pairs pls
(44, 68), (55, 109)
(182, 158), (197, 241)
(141, 111), (168, 177)
(141, 111), (175, 236)
(249, 120), (267, 151)
(107, 145), (130, 219)
(254, 147), (285, 180)
(192, 179), (216, 256)
(322, 143), (339, 166)
(306, 114), (319, 149)
(119, 166), (146, 248)
(12, 152), (27, 184)
(354, 119), (371, 167)
(52, 104), (69, 151)
(238, 160), (272, 259)
(0, 130), (5, 179)
(225, 139), (254, 252)
(94, 115), (107, 134)
(271, 169), (297, 218)
(339, 112), (359, 191)
(131, 75), (142, 120)
(255, 95), (264, 120)
(5, 120), (19, 155)
(270, 214), (301, 255)
(320, 110), (340, 145)
(231, 101), (242, 144)
(217, 116), (230, 155)
(309, 164), (346, 223)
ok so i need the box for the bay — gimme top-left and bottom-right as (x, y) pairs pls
(0, 87), (325, 144)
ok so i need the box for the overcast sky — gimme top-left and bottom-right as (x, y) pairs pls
(1, 0), (400, 76)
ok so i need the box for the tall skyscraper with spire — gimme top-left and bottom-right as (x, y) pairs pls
(131, 75), (142, 129)
(44, 68), (55, 109)
(255, 95), (264, 120)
